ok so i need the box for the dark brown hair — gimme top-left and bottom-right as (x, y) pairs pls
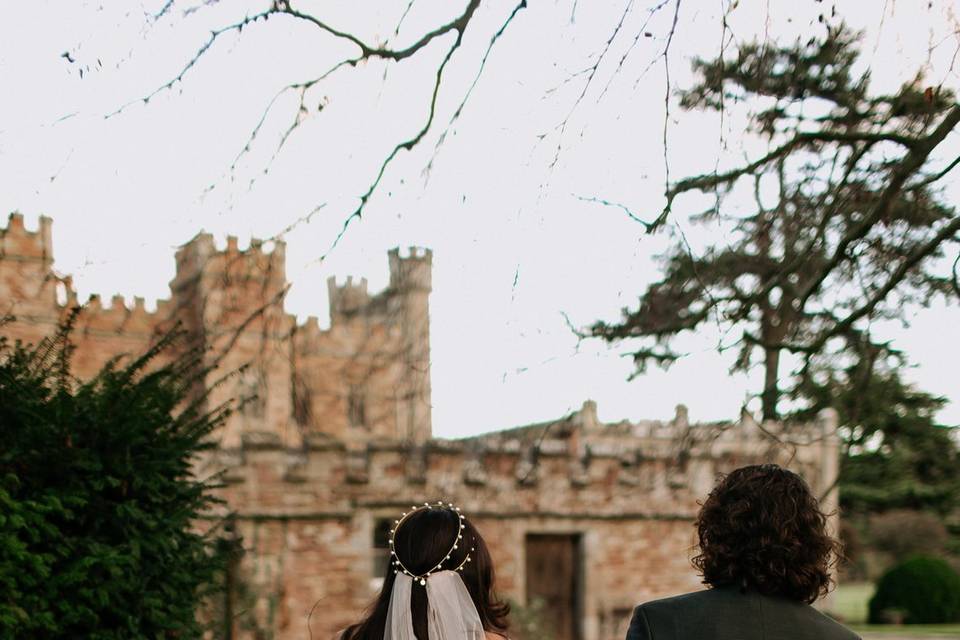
(692, 464), (841, 604)
(340, 506), (509, 640)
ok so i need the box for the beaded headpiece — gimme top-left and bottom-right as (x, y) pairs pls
(389, 501), (475, 586)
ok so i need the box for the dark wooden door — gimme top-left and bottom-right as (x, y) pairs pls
(525, 534), (582, 640)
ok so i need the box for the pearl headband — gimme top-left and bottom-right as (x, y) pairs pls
(389, 501), (475, 586)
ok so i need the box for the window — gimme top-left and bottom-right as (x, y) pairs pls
(291, 374), (312, 427)
(238, 368), (266, 421)
(348, 385), (367, 428)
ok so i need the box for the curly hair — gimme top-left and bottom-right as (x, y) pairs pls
(692, 464), (842, 604)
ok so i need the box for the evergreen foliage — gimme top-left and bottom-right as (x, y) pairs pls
(0, 320), (229, 639)
(868, 555), (960, 624)
(590, 25), (960, 421)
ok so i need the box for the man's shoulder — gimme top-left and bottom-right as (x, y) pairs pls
(755, 593), (860, 639)
(630, 588), (754, 640)
(635, 588), (861, 640)
(637, 586), (741, 612)
(790, 604), (861, 640)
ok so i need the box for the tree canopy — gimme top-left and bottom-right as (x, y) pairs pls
(590, 25), (960, 421)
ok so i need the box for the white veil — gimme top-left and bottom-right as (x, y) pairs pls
(384, 571), (485, 640)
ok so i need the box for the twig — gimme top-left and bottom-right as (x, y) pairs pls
(574, 194), (657, 231)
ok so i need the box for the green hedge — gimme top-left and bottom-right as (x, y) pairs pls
(0, 322), (230, 639)
(868, 555), (960, 624)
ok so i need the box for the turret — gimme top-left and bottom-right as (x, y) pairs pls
(170, 233), (288, 331)
(0, 213), (58, 318)
(0, 212), (53, 261)
(327, 275), (370, 321)
(388, 246), (432, 293)
(169, 233), (294, 449)
(388, 247), (433, 443)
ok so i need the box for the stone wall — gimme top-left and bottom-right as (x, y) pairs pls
(203, 401), (839, 640)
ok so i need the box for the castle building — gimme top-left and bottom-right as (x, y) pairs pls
(0, 213), (841, 640)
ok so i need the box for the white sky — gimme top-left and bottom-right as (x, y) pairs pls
(1, 0), (959, 437)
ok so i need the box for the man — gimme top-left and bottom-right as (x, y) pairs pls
(626, 464), (859, 640)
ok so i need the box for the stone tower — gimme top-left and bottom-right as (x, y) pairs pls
(388, 247), (433, 443)
(170, 234), (295, 448)
(0, 214), (57, 319)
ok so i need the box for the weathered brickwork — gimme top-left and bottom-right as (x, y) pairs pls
(1, 213), (841, 640)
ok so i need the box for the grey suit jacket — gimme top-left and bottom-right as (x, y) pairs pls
(625, 586), (860, 640)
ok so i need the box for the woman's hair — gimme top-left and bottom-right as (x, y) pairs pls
(691, 464), (842, 604)
(340, 506), (510, 640)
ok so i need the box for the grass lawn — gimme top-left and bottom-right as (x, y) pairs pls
(833, 583), (960, 637)
(851, 625), (960, 637)
(833, 582), (875, 624)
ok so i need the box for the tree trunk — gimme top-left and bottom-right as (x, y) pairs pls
(761, 345), (781, 421)
(756, 207), (781, 422)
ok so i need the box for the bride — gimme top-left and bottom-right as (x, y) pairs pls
(339, 502), (511, 640)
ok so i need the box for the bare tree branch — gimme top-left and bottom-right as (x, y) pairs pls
(123, 0), (533, 260)
(544, 0), (638, 169)
(393, 0), (418, 40)
(661, 130), (927, 229)
(574, 194), (656, 230)
(427, 1), (529, 176)
(224, 57), (358, 184)
(111, 0), (482, 118)
(905, 152), (960, 191)
(660, 0), (682, 220)
(107, 10), (275, 118)
(951, 251), (960, 298)
(757, 216), (960, 355)
(596, 0), (671, 102)
(319, 7), (480, 260)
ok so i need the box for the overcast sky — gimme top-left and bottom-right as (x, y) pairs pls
(2, 0), (959, 437)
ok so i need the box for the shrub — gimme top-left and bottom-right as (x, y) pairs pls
(838, 519), (866, 581)
(868, 555), (960, 624)
(869, 510), (948, 561)
(0, 322), (230, 639)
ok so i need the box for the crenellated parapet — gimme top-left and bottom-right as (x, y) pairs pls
(0, 213), (60, 321)
(171, 233), (289, 334)
(1, 215), (437, 446)
(204, 400), (839, 522)
(190, 398), (840, 640)
(388, 246), (432, 293)
(173, 234), (286, 286)
(75, 294), (172, 336)
(327, 276), (372, 321)
(0, 212), (53, 263)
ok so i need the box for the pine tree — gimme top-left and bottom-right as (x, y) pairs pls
(591, 25), (960, 421)
(791, 343), (959, 515)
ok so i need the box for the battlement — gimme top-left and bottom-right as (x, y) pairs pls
(0, 213), (420, 445)
(388, 246), (432, 292)
(76, 292), (173, 335)
(474, 402), (838, 456)
(328, 275), (372, 319)
(0, 213), (53, 262)
(199, 399), (839, 640)
(296, 315), (323, 342)
(205, 401), (839, 515)
(172, 232), (287, 291)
